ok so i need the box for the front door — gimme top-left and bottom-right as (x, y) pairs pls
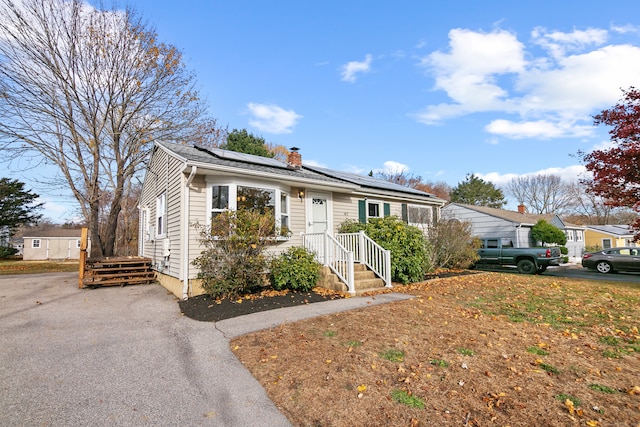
(309, 193), (330, 233)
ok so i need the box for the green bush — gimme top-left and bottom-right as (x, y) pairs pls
(193, 209), (274, 299)
(339, 216), (430, 284)
(270, 246), (321, 291)
(531, 220), (567, 245)
(560, 246), (568, 255)
(0, 246), (18, 259)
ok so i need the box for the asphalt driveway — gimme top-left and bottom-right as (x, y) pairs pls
(0, 272), (291, 427)
(1, 272), (412, 426)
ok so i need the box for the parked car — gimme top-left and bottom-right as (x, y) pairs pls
(582, 247), (640, 274)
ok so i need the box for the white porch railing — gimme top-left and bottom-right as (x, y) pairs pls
(336, 231), (392, 288)
(302, 231), (355, 294)
(302, 230), (392, 295)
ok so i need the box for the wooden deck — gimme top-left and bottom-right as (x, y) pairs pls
(81, 257), (156, 288)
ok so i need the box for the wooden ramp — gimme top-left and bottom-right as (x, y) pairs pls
(81, 257), (155, 288)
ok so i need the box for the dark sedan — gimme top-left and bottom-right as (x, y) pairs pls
(582, 247), (640, 274)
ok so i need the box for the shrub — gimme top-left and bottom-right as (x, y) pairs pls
(559, 246), (569, 255)
(270, 246), (321, 291)
(0, 246), (18, 259)
(339, 216), (429, 284)
(426, 219), (479, 269)
(192, 209), (274, 299)
(531, 220), (566, 245)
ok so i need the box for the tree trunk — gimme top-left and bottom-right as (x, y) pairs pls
(89, 202), (104, 258)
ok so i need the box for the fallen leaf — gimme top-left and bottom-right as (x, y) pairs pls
(627, 385), (640, 395)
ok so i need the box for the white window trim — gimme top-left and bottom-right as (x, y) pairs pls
(205, 179), (291, 239)
(32, 239), (41, 248)
(576, 230), (583, 242)
(156, 192), (167, 238)
(366, 199), (383, 221)
(566, 230), (574, 242)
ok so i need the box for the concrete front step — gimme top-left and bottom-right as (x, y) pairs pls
(319, 264), (386, 293)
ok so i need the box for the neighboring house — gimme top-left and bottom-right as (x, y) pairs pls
(584, 225), (637, 250)
(442, 203), (586, 260)
(138, 141), (446, 299)
(22, 228), (84, 261)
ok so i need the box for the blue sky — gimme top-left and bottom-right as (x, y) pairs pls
(19, 0), (640, 221)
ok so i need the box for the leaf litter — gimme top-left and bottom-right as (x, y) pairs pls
(232, 272), (640, 426)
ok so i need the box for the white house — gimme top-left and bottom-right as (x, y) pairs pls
(138, 141), (447, 299)
(442, 203), (586, 261)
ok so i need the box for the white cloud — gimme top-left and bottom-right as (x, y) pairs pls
(477, 164), (588, 187)
(532, 27), (608, 59)
(379, 160), (409, 175)
(485, 119), (593, 139)
(417, 28), (525, 123)
(417, 26), (640, 139)
(247, 103), (302, 134)
(340, 54), (373, 82)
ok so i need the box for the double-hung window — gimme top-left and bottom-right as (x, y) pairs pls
(156, 192), (167, 238)
(407, 205), (433, 228)
(211, 185), (229, 220)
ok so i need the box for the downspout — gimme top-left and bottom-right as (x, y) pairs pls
(182, 165), (197, 300)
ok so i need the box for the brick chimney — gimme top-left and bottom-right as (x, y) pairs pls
(287, 147), (302, 170)
(517, 204), (526, 214)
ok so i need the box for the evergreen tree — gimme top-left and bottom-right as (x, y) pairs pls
(450, 174), (506, 208)
(223, 129), (274, 158)
(531, 220), (567, 245)
(0, 178), (43, 234)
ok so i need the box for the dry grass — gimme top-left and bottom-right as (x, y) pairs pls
(0, 260), (79, 275)
(232, 272), (640, 427)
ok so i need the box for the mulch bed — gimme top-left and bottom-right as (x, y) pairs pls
(179, 289), (345, 322)
(179, 269), (480, 322)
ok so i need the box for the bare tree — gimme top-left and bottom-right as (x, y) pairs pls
(0, 0), (217, 257)
(506, 174), (575, 214)
(374, 170), (423, 189)
(415, 180), (451, 201)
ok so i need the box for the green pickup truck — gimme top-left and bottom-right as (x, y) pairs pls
(476, 237), (562, 274)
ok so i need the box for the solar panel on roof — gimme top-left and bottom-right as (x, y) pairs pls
(304, 165), (436, 197)
(194, 145), (289, 169)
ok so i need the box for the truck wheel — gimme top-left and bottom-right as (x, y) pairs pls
(595, 261), (612, 274)
(517, 259), (536, 274)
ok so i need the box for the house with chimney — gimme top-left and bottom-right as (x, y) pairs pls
(138, 141), (446, 299)
(442, 203), (586, 261)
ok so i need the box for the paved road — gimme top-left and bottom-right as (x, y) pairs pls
(478, 264), (640, 286)
(0, 272), (412, 426)
(542, 264), (640, 285)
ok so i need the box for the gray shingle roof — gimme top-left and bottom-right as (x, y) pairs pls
(157, 141), (444, 201)
(448, 203), (555, 224)
(587, 224), (634, 237)
(23, 228), (82, 238)
(447, 203), (586, 229)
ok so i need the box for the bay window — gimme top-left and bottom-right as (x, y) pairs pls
(208, 182), (290, 238)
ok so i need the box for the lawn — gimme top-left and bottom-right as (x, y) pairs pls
(0, 259), (79, 275)
(232, 272), (640, 427)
